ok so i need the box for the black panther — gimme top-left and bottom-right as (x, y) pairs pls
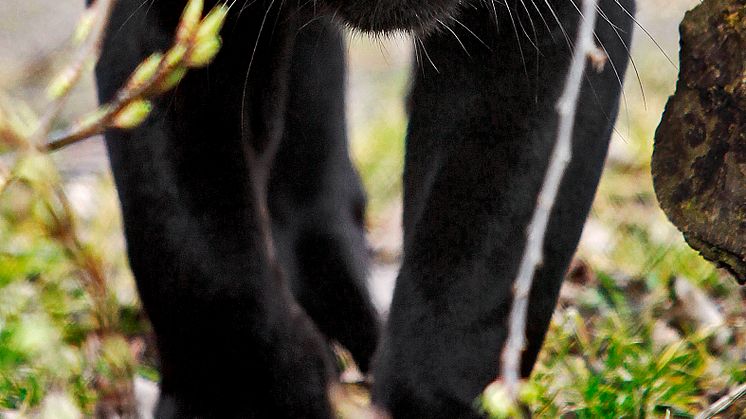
(93, 0), (634, 417)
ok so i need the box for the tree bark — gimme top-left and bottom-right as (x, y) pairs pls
(652, 0), (746, 283)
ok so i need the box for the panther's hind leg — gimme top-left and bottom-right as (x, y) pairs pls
(372, 0), (635, 417)
(270, 17), (380, 373)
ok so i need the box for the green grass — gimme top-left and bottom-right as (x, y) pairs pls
(479, 36), (746, 417)
(0, 186), (95, 415)
(0, 174), (145, 417)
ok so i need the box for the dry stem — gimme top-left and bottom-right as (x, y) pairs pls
(499, 0), (601, 400)
(696, 383), (746, 419)
(31, 0), (115, 145)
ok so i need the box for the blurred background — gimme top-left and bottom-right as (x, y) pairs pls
(1, 0), (745, 417)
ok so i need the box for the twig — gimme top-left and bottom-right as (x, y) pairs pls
(31, 0), (115, 145)
(44, 0), (227, 152)
(43, 51), (177, 152)
(43, 184), (117, 331)
(696, 383), (746, 419)
(499, 0), (601, 399)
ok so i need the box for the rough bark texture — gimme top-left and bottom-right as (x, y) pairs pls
(652, 0), (746, 283)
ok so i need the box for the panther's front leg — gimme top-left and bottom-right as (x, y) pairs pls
(372, 1), (635, 417)
(95, 1), (336, 417)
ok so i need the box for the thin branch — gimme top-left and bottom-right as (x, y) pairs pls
(43, 52), (179, 152)
(696, 383), (746, 419)
(31, 0), (115, 145)
(44, 0), (227, 152)
(500, 0), (601, 399)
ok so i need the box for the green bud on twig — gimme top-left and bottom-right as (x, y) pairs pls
(176, 0), (204, 43)
(166, 44), (188, 68)
(47, 68), (78, 99)
(113, 100), (152, 129)
(159, 67), (188, 92)
(187, 36), (222, 68)
(127, 53), (164, 90)
(155, 45), (190, 91)
(73, 7), (97, 44)
(184, 5), (229, 67)
(197, 5), (229, 42)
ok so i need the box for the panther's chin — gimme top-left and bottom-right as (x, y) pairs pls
(322, 0), (463, 34)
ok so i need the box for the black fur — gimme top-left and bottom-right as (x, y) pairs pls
(92, 0), (634, 417)
(320, 0), (464, 33)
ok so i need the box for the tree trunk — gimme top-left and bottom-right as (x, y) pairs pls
(652, 0), (746, 283)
